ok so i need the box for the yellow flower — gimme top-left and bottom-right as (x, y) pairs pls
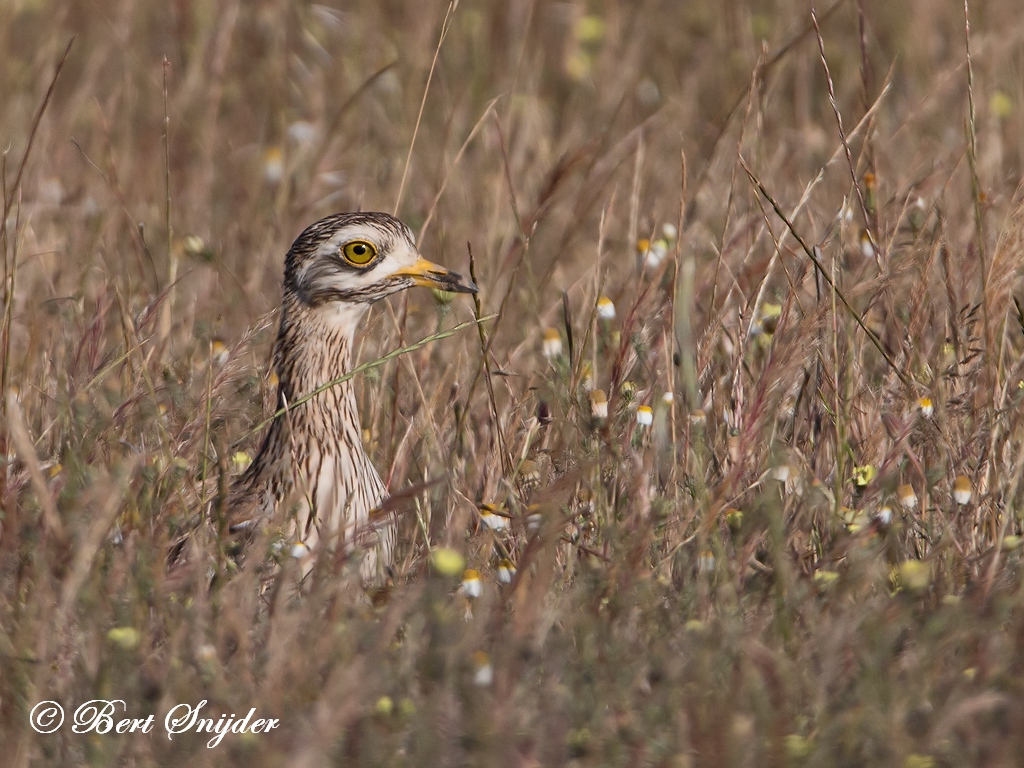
(759, 303), (782, 335)
(990, 90), (1014, 119)
(785, 734), (812, 759)
(897, 560), (930, 593)
(814, 570), (840, 587)
(107, 627), (141, 650)
(725, 508), (743, 531)
(430, 547), (465, 577)
(232, 451), (253, 472)
(852, 464), (876, 487)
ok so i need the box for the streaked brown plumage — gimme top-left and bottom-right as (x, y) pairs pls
(228, 212), (476, 576)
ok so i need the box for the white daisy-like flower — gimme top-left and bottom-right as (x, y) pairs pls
(479, 504), (509, 531)
(461, 569), (482, 599)
(596, 296), (616, 320)
(290, 541), (310, 559)
(580, 361), (595, 391)
(953, 475), (972, 505)
(287, 120), (317, 145)
(876, 505), (893, 526)
(472, 651), (493, 687)
(498, 558), (516, 584)
(211, 339), (229, 367)
(263, 146), (284, 183)
(526, 510), (543, 533)
(662, 222), (678, 241)
(636, 405), (653, 427)
(637, 238), (669, 271)
(859, 230), (876, 258)
(590, 389), (609, 420)
(542, 328), (563, 360)
(697, 550), (715, 573)
(918, 397), (934, 418)
(898, 484), (918, 510)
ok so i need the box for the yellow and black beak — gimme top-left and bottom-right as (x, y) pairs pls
(394, 257), (478, 294)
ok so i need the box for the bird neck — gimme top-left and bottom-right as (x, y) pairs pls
(273, 293), (369, 437)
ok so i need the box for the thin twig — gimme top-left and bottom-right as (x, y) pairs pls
(239, 314), (495, 444)
(393, 1), (457, 216)
(739, 156), (910, 387)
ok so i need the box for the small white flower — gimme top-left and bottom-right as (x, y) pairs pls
(661, 391), (674, 405)
(697, 550), (715, 573)
(287, 120), (317, 145)
(772, 464), (791, 483)
(597, 296), (616, 320)
(542, 328), (563, 360)
(918, 397), (934, 418)
(589, 390), (609, 420)
(876, 505), (893, 526)
(472, 651), (493, 687)
(526, 510), (543, 532)
(859, 230), (876, 258)
(498, 558), (516, 584)
(953, 476), (972, 505)
(479, 506), (509, 530)
(636, 405), (653, 426)
(638, 239), (669, 271)
(579, 361), (595, 391)
(662, 223), (678, 241)
(263, 146), (284, 183)
(461, 569), (482, 599)
(290, 541), (310, 559)
(898, 484), (918, 510)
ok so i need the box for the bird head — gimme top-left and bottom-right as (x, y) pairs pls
(284, 212), (477, 308)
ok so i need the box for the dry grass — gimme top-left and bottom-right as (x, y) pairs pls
(4, 0), (1024, 765)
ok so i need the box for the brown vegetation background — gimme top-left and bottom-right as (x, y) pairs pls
(3, 0), (1024, 765)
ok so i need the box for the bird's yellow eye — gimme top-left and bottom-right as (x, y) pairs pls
(342, 240), (377, 266)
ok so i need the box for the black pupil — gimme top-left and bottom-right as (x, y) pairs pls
(353, 244), (366, 256)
